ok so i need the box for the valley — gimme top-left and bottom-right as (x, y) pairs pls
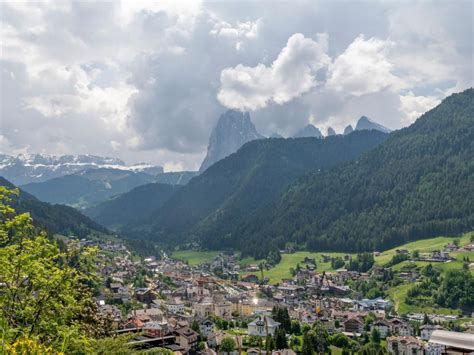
(1, 89), (473, 353)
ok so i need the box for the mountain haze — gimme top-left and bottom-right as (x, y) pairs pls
(22, 168), (156, 209)
(293, 124), (322, 138)
(0, 154), (162, 185)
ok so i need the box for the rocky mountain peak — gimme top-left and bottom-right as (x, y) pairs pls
(344, 125), (354, 135)
(199, 110), (263, 172)
(355, 116), (391, 133)
(293, 124), (322, 138)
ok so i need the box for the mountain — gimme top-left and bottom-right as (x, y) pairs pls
(293, 124), (322, 138)
(22, 168), (156, 209)
(155, 171), (198, 185)
(122, 130), (389, 245)
(85, 183), (180, 229)
(270, 133), (284, 138)
(344, 125), (354, 135)
(0, 176), (108, 238)
(199, 110), (264, 172)
(355, 116), (391, 133)
(327, 127), (336, 136)
(0, 154), (162, 185)
(236, 89), (474, 258)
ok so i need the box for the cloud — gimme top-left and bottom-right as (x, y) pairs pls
(399, 92), (441, 125)
(0, 0), (471, 170)
(217, 33), (330, 111)
(326, 35), (402, 96)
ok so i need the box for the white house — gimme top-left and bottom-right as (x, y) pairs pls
(425, 342), (445, 355)
(199, 319), (215, 338)
(387, 336), (424, 355)
(371, 319), (391, 339)
(167, 300), (185, 314)
(420, 324), (444, 341)
(248, 316), (280, 336)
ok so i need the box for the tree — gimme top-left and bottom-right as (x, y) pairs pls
(310, 322), (329, 354)
(291, 320), (301, 335)
(360, 342), (386, 355)
(274, 328), (288, 350)
(266, 334), (275, 351)
(301, 330), (315, 355)
(371, 328), (381, 344)
(0, 187), (114, 352)
(220, 337), (236, 353)
(191, 319), (200, 333)
(330, 333), (350, 348)
(301, 323), (311, 334)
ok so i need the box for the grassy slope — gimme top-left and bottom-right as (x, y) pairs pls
(171, 232), (473, 287)
(374, 233), (471, 265)
(171, 250), (221, 266)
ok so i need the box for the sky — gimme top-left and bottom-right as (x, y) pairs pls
(0, 0), (472, 171)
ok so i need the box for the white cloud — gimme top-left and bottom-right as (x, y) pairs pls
(399, 92), (441, 125)
(217, 33), (330, 110)
(326, 35), (402, 96)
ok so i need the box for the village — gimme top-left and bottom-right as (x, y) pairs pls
(74, 238), (474, 355)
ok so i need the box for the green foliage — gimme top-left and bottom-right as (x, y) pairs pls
(272, 306), (292, 332)
(0, 186), (123, 353)
(266, 335), (275, 351)
(331, 257), (345, 269)
(435, 270), (474, 311)
(370, 328), (381, 344)
(360, 342), (387, 355)
(311, 322), (330, 354)
(220, 337), (236, 353)
(274, 328), (288, 350)
(301, 330), (316, 355)
(385, 253), (409, 267)
(404, 268), (473, 313)
(330, 333), (350, 348)
(347, 253), (375, 272)
(291, 320), (301, 335)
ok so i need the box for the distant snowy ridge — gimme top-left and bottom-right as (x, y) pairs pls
(0, 153), (163, 185)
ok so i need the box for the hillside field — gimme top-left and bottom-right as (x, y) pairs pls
(172, 232), (473, 286)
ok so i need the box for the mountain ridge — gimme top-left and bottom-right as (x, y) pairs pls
(233, 89), (474, 257)
(0, 176), (108, 238)
(122, 130), (389, 245)
(0, 153), (163, 185)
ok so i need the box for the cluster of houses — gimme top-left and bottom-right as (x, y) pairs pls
(84, 242), (474, 354)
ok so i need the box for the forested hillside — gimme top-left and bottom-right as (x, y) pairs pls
(0, 177), (108, 237)
(123, 130), (389, 243)
(233, 89), (474, 258)
(86, 183), (180, 229)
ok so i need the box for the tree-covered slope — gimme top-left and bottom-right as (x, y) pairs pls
(236, 89), (474, 257)
(0, 176), (109, 237)
(123, 130), (389, 243)
(22, 168), (155, 209)
(85, 183), (180, 229)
